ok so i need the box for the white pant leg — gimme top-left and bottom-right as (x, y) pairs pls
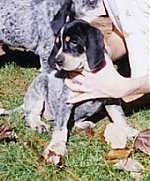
(104, 0), (150, 77)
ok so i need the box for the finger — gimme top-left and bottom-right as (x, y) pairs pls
(65, 78), (89, 92)
(123, 94), (144, 103)
(80, 70), (94, 78)
(70, 73), (87, 83)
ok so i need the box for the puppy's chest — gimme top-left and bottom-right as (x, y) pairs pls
(47, 72), (70, 103)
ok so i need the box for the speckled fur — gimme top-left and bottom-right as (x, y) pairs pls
(24, 70), (106, 163)
(0, 0), (66, 71)
(24, 71), (103, 129)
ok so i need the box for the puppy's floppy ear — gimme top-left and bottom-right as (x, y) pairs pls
(86, 27), (105, 71)
(51, 0), (75, 35)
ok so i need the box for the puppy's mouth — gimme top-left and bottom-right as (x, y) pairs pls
(56, 53), (86, 71)
(56, 60), (84, 71)
(56, 59), (106, 73)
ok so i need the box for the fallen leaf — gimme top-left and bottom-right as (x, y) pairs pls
(85, 127), (95, 139)
(106, 159), (118, 164)
(0, 123), (17, 141)
(106, 148), (132, 160)
(116, 158), (144, 172)
(31, 135), (47, 148)
(133, 129), (150, 155)
(114, 158), (144, 181)
(99, 131), (107, 144)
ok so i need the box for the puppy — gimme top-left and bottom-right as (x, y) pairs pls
(23, 19), (138, 165)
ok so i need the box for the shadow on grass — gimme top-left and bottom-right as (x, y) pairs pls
(0, 45), (40, 69)
(122, 94), (150, 116)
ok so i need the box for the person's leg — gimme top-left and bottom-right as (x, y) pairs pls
(113, 0), (149, 77)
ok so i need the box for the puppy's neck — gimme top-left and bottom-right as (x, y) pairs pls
(67, 69), (83, 79)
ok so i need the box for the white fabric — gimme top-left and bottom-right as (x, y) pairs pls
(103, 0), (150, 77)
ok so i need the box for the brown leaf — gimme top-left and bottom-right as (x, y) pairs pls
(99, 131), (107, 144)
(106, 148), (132, 161)
(0, 123), (17, 141)
(114, 158), (144, 180)
(31, 136), (47, 148)
(115, 158), (144, 172)
(133, 129), (150, 155)
(85, 127), (95, 139)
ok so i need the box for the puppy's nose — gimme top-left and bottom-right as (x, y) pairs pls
(56, 55), (64, 66)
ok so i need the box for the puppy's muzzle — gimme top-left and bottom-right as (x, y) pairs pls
(53, 54), (65, 70)
(55, 55), (64, 67)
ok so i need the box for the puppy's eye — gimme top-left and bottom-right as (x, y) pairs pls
(65, 36), (70, 42)
(70, 40), (77, 46)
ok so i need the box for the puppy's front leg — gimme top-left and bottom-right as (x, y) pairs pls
(24, 74), (50, 133)
(42, 119), (69, 165)
(42, 79), (72, 164)
(42, 107), (71, 165)
(25, 99), (50, 134)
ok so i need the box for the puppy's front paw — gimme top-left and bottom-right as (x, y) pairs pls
(42, 142), (67, 165)
(26, 120), (49, 134)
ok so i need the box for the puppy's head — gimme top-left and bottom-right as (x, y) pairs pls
(49, 19), (105, 73)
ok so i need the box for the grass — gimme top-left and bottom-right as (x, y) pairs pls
(0, 63), (150, 181)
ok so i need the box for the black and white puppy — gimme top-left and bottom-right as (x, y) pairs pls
(23, 19), (138, 164)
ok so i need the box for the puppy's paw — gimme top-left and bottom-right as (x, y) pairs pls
(42, 142), (67, 165)
(26, 120), (49, 134)
(75, 121), (95, 129)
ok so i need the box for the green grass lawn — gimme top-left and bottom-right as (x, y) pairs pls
(0, 63), (150, 181)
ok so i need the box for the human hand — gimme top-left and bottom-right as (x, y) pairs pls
(65, 70), (109, 103)
(65, 54), (148, 104)
(65, 55), (126, 103)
